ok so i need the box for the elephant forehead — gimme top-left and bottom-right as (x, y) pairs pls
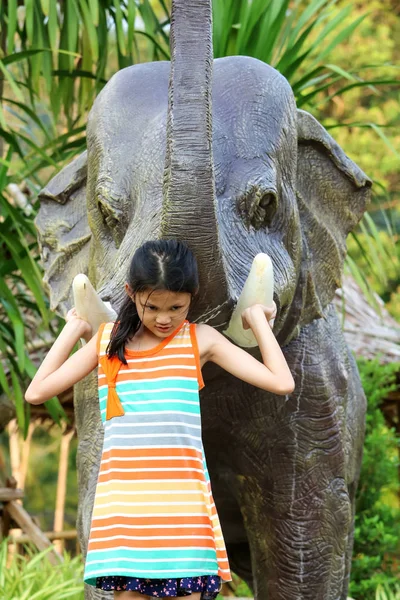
(86, 63), (170, 219)
(212, 56), (297, 157)
(89, 61), (170, 121)
(88, 110), (167, 207)
(87, 62), (170, 153)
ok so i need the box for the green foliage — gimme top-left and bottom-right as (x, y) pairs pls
(212, 0), (398, 117)
(235, 578), (253, 597)
(0, 539), (84, 599)
(0, 180), (67, 435)
(316, 0), (400, 189)
(350, 357), (400, 600)
(24, 426), (79, 531)
(317, 0), (400, 323)
(375, 582), (400, 600)
(0, 0), (170, 125)
(345, 203), (400, 317)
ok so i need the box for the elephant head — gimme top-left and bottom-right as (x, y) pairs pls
(36, 2), (371, 350)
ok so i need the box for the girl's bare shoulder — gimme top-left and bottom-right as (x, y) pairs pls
(194, 323), (227, 362)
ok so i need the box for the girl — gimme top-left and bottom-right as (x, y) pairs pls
(25, 239), (294, 600)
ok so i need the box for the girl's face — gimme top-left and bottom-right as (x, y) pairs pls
(125, 285), (192, 337)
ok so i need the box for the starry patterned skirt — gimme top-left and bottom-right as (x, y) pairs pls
(95, 575), (222, 598)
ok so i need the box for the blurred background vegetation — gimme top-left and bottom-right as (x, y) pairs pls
(0, 0), (399, 598)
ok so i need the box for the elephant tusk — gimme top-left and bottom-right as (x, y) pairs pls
(223, 253), (274, 348)
(73, 274), (117, 341)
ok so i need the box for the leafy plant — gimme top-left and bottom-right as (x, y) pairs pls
(234, 577), (253, 597)
(212, 0), (398, 110)
(345, 193), (400, 316)
(350, 357), (400, 600)
(1, 1), (170, 126)
(376, 582), (400, 600)
(0, 174), (68, 435)
(0, 539), (84, 600)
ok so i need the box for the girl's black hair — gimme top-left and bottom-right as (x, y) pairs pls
(106, 239), (199, 364)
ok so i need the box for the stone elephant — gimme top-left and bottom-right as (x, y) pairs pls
(35, 1), (372, 598)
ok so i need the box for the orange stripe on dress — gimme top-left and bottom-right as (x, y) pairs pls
(90, 526), (214, 539)
(101, 447), (203, 460)
(99, 458), (204, 473)
(88, 538), (216, 550)
(90, 515), (212, 527)
(99, 368), (198, 382)
(98, 470), (206, 482)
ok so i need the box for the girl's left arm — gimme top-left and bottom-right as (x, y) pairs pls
(197, 304), (295, 396)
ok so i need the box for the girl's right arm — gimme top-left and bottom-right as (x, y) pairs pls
(25, 314), (99, 405)
(197, 303), (295, 395)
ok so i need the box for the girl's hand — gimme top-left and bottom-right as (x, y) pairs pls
(241, 301), (277, 331)
(65, 307), (93, 339)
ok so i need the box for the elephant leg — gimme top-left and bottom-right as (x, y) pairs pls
(340, 481), (357, 600)
(233, 459), (352, 600)
(230, 308), (361, 600)
(340, 348), (367, 600)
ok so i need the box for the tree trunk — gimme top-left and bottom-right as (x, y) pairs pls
(54, 426), (75, 554)
(19, 420), (37, 491)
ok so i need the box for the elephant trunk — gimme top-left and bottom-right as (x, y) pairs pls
(161, 0), (230, 324)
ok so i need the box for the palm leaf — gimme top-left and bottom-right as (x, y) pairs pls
(0, 278), (25, 371)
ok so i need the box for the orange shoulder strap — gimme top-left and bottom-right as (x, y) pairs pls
(189, 323), (205, 391)
(96, 322), (107, 356)
(98, 323), (125, 420)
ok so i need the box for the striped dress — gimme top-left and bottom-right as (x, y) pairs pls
(83, 319), (232, 587)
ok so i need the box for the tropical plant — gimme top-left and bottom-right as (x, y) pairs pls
(211, 0), (398, 111)
(375, 582), (400, 600)
(0, 1), (170, 127)
(345, 199), (400, 319)
(0, 133), (70, 435)
(350, 357), (400, 600)
(0, 539), (84, 599)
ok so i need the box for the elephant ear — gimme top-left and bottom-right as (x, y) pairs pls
(295, 109), (372, 327)
(35, 151), (91, 317)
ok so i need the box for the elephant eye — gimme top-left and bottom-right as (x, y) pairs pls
(97, 196), (124, 246)
(236, 186), (278, 230)
(98, 198), (118, 227)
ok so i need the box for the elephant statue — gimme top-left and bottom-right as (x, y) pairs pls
(35, 0), (372, 598)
